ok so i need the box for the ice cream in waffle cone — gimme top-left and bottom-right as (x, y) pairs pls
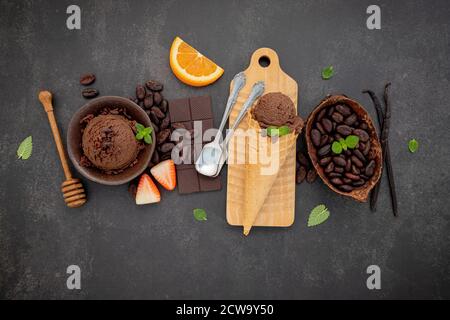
(243, 93), (304, 236)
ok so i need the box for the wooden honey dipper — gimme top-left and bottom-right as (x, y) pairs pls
(38, 91), (87, 208)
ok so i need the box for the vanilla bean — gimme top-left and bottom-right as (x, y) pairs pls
(363, 87), (398, 216)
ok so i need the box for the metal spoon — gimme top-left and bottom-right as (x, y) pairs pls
(194, 72), (246, 177)
(195, 81), (265, 177)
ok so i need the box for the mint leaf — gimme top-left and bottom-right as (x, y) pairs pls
(136, 132), (144, 140)
(144, 134), (152, 145)
(332, 141), (343, 154)
(308, 204), (330, 227)
(193, 208), (207, 221)
(345, 135), (360, 149)
(17, 136), (33, 160)
(322, 66), (334, 80)
(408, 139), (419, 153)
(339, 138), (348, 151)
(136, 123), (145, 132)
(267, 126), (290, 137)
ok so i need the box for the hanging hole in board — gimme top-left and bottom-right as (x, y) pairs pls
(258, 56), (271, 68)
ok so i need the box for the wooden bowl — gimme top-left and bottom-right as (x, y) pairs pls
(67, 96), (155, 186)
(305, 95), (382, 202)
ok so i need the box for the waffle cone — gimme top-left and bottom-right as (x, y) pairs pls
(243, 116), (298, 235)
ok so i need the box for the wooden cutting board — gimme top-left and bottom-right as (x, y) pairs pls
(226, 48), (298, 227)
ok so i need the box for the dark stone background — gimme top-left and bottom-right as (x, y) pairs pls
(0, 0), (449, 299)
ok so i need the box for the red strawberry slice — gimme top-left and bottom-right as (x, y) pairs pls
(135, 173), (161, 205)
(150, 160), (177, 191)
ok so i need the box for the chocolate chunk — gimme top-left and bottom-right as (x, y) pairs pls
(169, 98), (191, 122)
(177, 168), (200, 194)
(198, 174), (221, 192)
(190, 96), (213, 120)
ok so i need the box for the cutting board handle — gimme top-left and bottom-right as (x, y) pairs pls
(248, 48), (281, 73)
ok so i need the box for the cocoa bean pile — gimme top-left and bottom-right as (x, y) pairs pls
(129, 80), (172, 168)
(310, 103), (376, 193)
(296, 151), (317, 184)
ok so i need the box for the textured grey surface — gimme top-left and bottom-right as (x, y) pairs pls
(0, 0), (449, 299)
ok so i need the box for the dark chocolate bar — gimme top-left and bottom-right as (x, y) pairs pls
(169, 96), (222, 195)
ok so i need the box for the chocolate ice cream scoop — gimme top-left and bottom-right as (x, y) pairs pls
(251, 92), (303, 133)
(82, 114), (141, 172)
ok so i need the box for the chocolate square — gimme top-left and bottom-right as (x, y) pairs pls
(190, 96), (213, 120)
(177, 168), (200, 194)
(198, 174), (222, 192)
(169, 98), (191, 123)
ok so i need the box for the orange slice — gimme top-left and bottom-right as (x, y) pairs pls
(170, 37), (224, 87)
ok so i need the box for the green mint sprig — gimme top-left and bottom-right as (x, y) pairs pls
(267, 126), (291, 137)
(322, 66), (334, 80)
(408, 139), (419, 153)
(193, 208), (207, 221)
(308, 204), (330, 227)
(331, 135), (359, 154)
(135, 123), (153, 145)
(17, 136), (33, 160)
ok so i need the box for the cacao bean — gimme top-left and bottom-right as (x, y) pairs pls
(339, 185), (354, 192)
(159, 142), (175, 154)
(145, 80), (163, 92)
(331, 178), (343, 185)
(353, 149), (366, 162)
(345, 172), (360, 181)
(318, 144), (331, 157)
(333, 157), (347, 167)
(316, 122), (326, 135)
(136, 85), (146, 100)
(157, 129), (171, 144)
(336, 104), (352, 116)
(317, 108), (327, 122)
(144, 94), (154, 109)
(320, 135), (329, 147)
(331, 112), (344, 123)
(80, 73), (96, 86)
(325, 162), (334, 173)
(306, 169), (318, 184)
(336, 125), (353, 136)
(297, 152), (310, 167)
(151, 107), (165, 119)
(321, 118), (333, 133)
(344, 113), (357, 126)
(311, 129), (321, 147)
(296, 166), (307, 184)
(319, 157), (332, 166)
(160, 100), (169, 113)
(365, 160), (376, 177)
(353, 129), (369, 142)
(154, 92), (163, 106)
(351, 155), (364, 168)
(82, 88), (99, 99)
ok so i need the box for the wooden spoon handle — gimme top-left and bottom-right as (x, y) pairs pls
(38, 91), (72, 181)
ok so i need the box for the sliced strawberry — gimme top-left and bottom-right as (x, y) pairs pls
(150, 160), (177, 191)
(135, 173), (161, 205)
